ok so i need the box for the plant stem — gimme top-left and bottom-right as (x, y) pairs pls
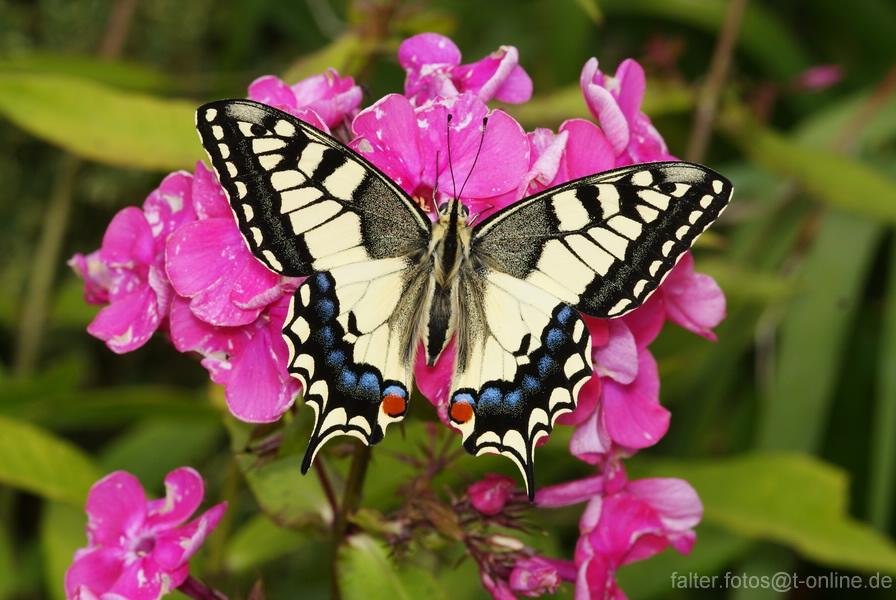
(685, 0), (747, 162)
(315, 457), (340, 519)
(178, 575), (228, 600)
(330, 442), (372, 600)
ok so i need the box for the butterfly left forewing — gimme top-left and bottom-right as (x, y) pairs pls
(450, 267), (592, 498)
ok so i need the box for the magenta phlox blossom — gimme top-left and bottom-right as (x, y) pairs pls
(65, 468), (226, 600)
(399, 33), (532, 107)
(509, 556), (576, 597)
(468, 473), (517, 516)
(248, 69), (362, 130)
(69, 171), (195, 353)
(166, 162), (286, 327)
(351, 91), (530, 219)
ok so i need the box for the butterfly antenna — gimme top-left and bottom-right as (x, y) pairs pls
(431, 150), (441, 216)
(446, 114), (458, 199)
(458, 116), (489, 200)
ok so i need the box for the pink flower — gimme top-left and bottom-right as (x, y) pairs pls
(398, 33), (532, 106)
(580, 58), (674, 165)
(351, 91), (529, 221)
(65, 468), (226, 600)
(509, 556), (576, 597)
(794, 64), (842, 91)
(574, 476), (701, 599)
(169, 294), (300, 423)
(660, 253), (726, 340)
(166, 162), (286, 327)
(69, 172), (195, 353)
(248, 69), (362, 129)
(468, 473), (517, 516)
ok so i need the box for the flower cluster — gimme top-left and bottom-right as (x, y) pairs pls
(71, 32), (725, 600)
(65, 468), (225, 600)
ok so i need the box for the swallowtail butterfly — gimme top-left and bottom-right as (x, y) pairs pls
(196, 100), (732, 498)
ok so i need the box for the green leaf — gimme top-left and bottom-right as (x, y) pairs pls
(573, 0), (604, 23)
(0, 521), (16, 600)
(225, 416), (330, 529)
(338, 534), (450, 600)
(757, 211), (882, 450)
(225, 514), (308, 573)
(0, 73), (202, 171)
(600, 0), (808, 78)
(40, 501), (85, 600)
(100, 418), (223, 487)
(281, 34), (363, 83)
(632, 453), (896, 574)
(0, 415), (101, 505)
(722, 111), (896, 224)
(869, 239), (896, 529)
(617, 526), (752, 599)
(0, 53), (172, 93)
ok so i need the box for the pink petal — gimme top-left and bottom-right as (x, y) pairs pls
(65, 547), (123, 598)
(87, 287), (160, 354)
(556, 374), (600, 427)
(594, 320), (638, 384)
(556, 119), (615, 182)
(535, 474), (604, 508)
(153, 502), (227, 571)
(627, 477), (703, 536)
(612, 59), (646, 123)
(600, 350), (669, 449)
(661, 253), (725, 340)
(398, 33), (462, 69)
(350, 94), (422, 194)
(592, 493), (663, 558)
(224, 303), (299, 422)
(248, 75), (298, 109)
(621, 293), (665, 349)
(230, 259), (283, 310)
(413, 340), (455, 412)
(105, 558), (168, 600)
(142, 171), (195, 242)
(520, 128), (568, 195)
(69, 251), (111, 305)
(509, 555), (564, 596)
(145, 467), (205, 530)
(455, 45), (533, 104)
(85, 472), (147, 547)
(167, 295), (229, 354)
(100, 208), (155, 267)
(467, 473), (516, 516)
(580, 58), (629, 156)
(191, 161), (230, 220)
(569, 406), (611, 464)
(292, 69), (362, 127)
(435, 98), (529, 200)
(165, 219), (265, 326)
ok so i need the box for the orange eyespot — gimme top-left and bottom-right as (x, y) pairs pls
(381, 394), (407, 418)
(450, 401), (474, 424)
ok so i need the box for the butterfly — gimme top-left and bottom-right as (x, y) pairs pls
(196, 99), (732, 499)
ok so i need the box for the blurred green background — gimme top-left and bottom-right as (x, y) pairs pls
(1, 0), (896, 598)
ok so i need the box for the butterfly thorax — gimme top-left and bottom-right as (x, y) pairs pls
(422, 198), (471, 366)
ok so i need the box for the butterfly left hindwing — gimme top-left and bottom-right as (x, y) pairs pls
(196, 100), (433, 466)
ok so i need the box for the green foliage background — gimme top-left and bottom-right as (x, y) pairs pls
(1, 0), (895, 598)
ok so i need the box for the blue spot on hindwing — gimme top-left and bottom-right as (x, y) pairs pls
(504, 390), (522, 408)
(546, 328), (565, 351)
(556, 306), (572, 324)
(453, 392), (475, 405)
(339, 370), (357, 388)
(359, 372), (380, 394)
(538, 355), (555, 376)
(327, 349), (346, 369)
(317, 298), (336, 320)
(315, 273), (331, 291)
(479, 387), (502, 409)
(316, 326), (336, 348)
(522, 375), (540, 391)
